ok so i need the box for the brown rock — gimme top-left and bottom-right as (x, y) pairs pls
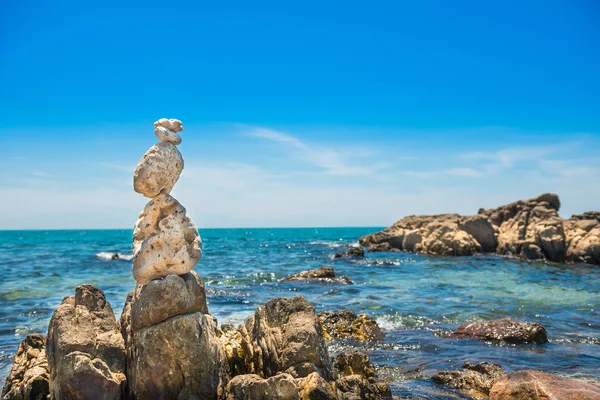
(46, 285), (126, 400)
(282, 267), (353, 285)
(334, 350), (376, 383)
(127, 312), (226, 399)
(238, 297), (333, 380)
(416, 221), (482, 256)
(297, 372), (339, 399)
(489, 370), (600, 400)
(452, 318), (548, 344)
(459, 215), (498, 253)
(318, 309), (384, 341)
(565, 213), (600, 265)
(334, 350), (392, 400)
(130, 271), (208, 331)
(432, 362), (506, 396)
(1, 334), (50, 400)
(223, 373), (299, 400)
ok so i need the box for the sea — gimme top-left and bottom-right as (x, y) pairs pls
(1, 228), (599, 398)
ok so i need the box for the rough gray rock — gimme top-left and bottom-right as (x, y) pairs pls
(318, 309), (384, 341)
(451, 318), (548, 344)
(1, 334), (50, 400)
(282, 267), (353, 285)
(133, 141), (183, 198)
(132, 192), (202, 285)
(46, 285), (126, 400)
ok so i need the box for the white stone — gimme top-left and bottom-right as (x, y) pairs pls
(133, 193), (202, 285)
(154, 118), (183, 133)
(154, 126), (182, 145)
(133, 142), (183, 198)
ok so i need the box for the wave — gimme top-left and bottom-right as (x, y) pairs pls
(309, 240), (358, 249)
(96, 252), (133, 261)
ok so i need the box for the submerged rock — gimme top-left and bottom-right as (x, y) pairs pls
(1, 334), (50, 400)
(318, 309), (384, 341)
(334, 247), (365, 258)
(282, 267), (353, 284)
(432, 362), (506, 397)
(132, 192), (202, 285)
(452, 318), (548, 344)
(489, 370), (600, 400)
(46, 285), (126, 400)
(133, 141), (183, 198)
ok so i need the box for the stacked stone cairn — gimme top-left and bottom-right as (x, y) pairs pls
(1, 118), (393, 400)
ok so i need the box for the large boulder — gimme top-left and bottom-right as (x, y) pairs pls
(282, 267), (353, 285)
(46, 285), (126, 400)
(452, 318), (548, 344)
(489, 370), (600, 400)
(222, 373), (299, 400)
(432, 362), (506, 397)
(237, 297), (333, 380)
(122, 273), (227, 400)
(133, 141), (183, 198)
(1, 334), (50, 400)
(318, 309), (384, 341)
(132, 193), (202, 285)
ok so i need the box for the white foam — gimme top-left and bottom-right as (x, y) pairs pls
(96, 252), (133, 261)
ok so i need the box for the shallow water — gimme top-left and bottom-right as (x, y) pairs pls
(1, 228), (599, 398)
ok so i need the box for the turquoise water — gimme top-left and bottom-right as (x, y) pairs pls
(1, 228), (599, 398)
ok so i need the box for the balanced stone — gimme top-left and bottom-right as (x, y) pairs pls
(154, 126), (182, 145)
(154, 117), (183, 132)
(133, 141), (183, 198)
(133, 192), (202, 285)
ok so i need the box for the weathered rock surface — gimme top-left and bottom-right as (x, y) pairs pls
(1, 334), (50, 400)
(223, 373), (299, 400)
(133, 141), (183, 198)
(334, 351), (392, 400)
(452, 318), (548, 344)
(489, 370), (600, 400)
(359, 194), (600, 264)
(334, 247), (365, 258)
(282, 267), (353, 285)
(132, 192), (202, 285)
(432, 362), (506, 397)
(130, 271), (208, 331)
(318, 309), (384, 341)
(46, 285), (126, 400)
(122, 276), (227, 400)
(236, 296), (333, 380)
(154, 117), (183, 133)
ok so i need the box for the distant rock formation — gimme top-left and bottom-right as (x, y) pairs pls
(360, 193), (600, 265)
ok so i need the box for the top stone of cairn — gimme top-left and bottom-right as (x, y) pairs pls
(154, 118), (183, 145)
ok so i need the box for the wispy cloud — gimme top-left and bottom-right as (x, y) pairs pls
(245, 128), (390, 176)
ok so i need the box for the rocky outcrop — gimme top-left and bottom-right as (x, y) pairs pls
(489, 370), (600, 400)
(236, 296), (333, 380)
(359, 193), (599, 265)
(432, 362), (506, 397)
(46, 285), (126, 400)
(1, 334), (50, 400)
(451, 318), (548, 344)
(565, 212), (600, 265)
(318, 309), (384, 341)
(282, 267), (353, 284)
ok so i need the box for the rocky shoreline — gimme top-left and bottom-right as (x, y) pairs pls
(2, 121), (599, 399)
(359, 193), (600, 265)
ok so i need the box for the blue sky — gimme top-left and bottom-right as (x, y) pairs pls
(0, 0), (599, 229)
